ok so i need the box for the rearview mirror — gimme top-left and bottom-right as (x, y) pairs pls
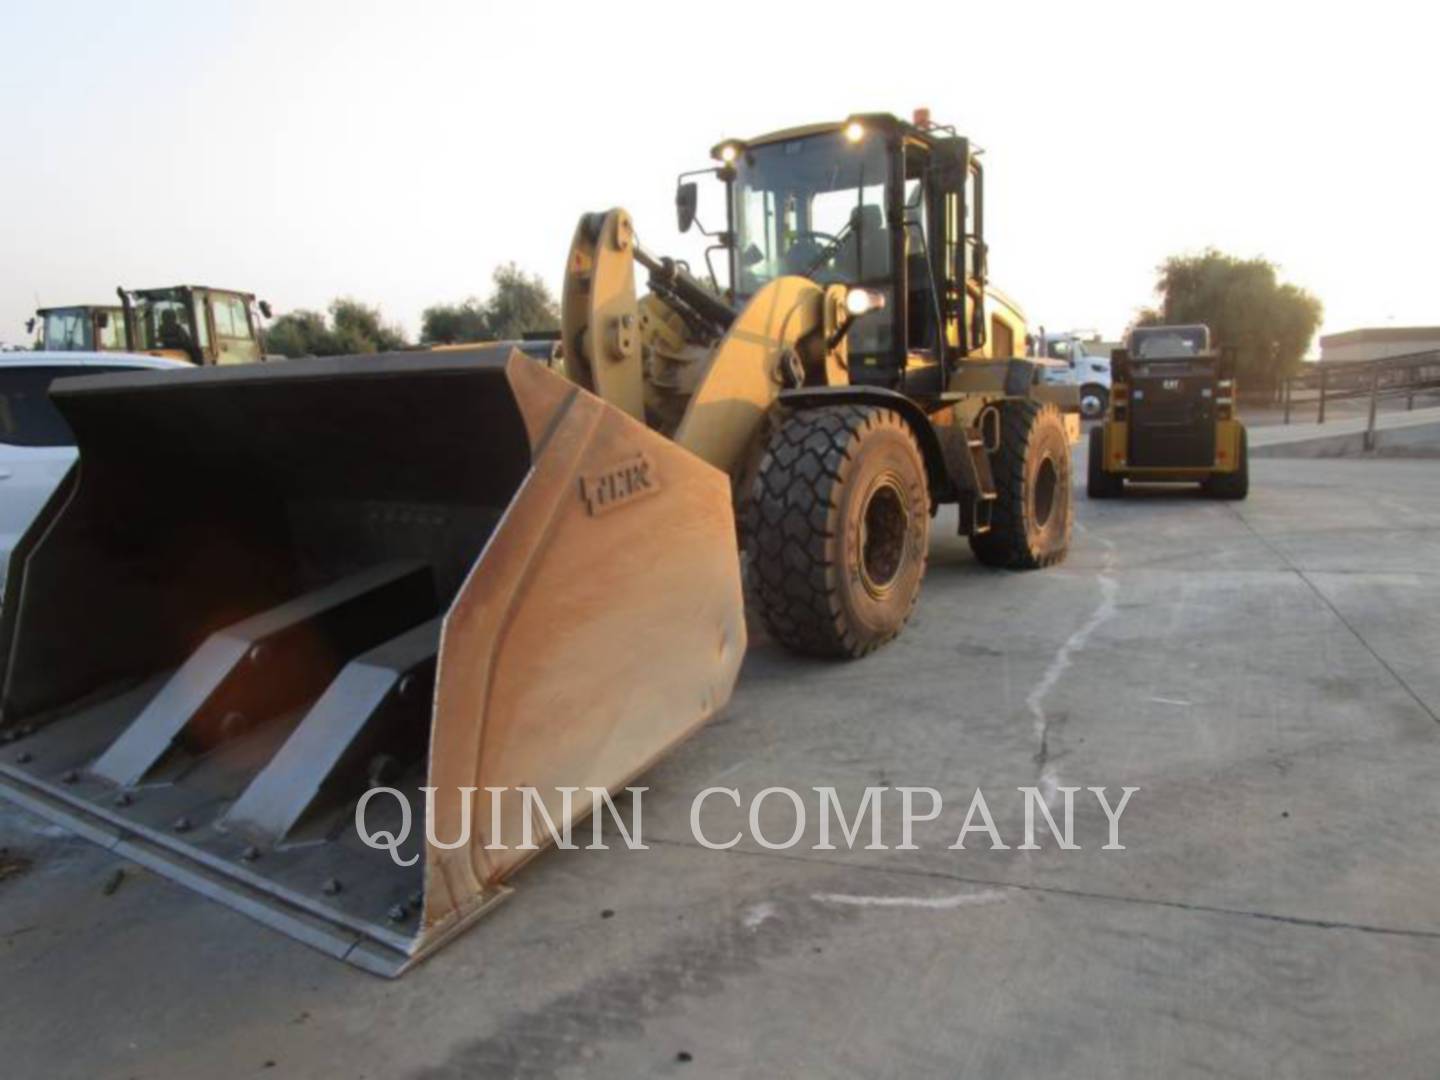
(25, 317), (35, 334)
(258, 300), (273, 319)
(676, 181), (698, 234)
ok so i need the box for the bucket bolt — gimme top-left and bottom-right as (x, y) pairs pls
(173, 816), (193, 833)
(62, 770), (79, 784)
(220, 712), (249, 739)
(322, 878), (343, 896)
(241, 845), (261, 862)
(367, 754), (400, 788)
(114, 791), (133, 808)
(387, 904), (409, 923)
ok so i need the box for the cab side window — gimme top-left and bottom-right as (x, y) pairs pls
(97, 314), (125, 350)
(212, 296), (253, 340)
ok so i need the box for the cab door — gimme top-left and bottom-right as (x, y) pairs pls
(209, 292), (262, 364)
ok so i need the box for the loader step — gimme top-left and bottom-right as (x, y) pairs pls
(958, 424), (997, 535)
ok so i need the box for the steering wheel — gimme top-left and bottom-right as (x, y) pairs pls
(782, 230), (844, 275)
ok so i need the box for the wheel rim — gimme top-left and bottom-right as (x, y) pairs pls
(1081, 394), (1103, 418)
(1033, 456), (1059, 529)
(859, 476), (909, 599)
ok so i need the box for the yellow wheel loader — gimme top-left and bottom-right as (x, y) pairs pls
(118, 284), (274, 364)
(0, 112), (1075, 974)
(27, 305), (128, 352)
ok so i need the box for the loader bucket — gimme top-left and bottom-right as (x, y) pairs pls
(0, 346), (745, 975)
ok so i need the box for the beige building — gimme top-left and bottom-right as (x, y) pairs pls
(1319, 326), (1440, 363)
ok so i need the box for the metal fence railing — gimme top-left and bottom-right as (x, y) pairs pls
(1282, 350), (1440, 449)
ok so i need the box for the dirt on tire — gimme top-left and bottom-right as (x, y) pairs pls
(970, 400), (1073, 568)
(745, 405), (930, 658)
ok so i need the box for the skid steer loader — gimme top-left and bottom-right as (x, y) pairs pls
(0, 112), (1075, 974)
(1087, 323), (1249, 499)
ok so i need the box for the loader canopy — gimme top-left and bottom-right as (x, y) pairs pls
(0, 346), (745, 974)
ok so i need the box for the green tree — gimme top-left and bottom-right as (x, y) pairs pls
(264, 309), (335, 358)
(420, 298), (488, 345)
(482, 263), (560, 340)
(265, 300), (407, 358)
(420, 263), (560, 345)
(329, 298), (406, 354)
(1134, 250), (1323, 396)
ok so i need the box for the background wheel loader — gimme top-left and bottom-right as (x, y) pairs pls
(118, 284), (274, 364)
(0, 112), (1076, 973)
(26, 305), (128, 352)
(1087, 323), (1249, 499)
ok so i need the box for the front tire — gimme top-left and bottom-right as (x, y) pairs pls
(970, 401), (1073, 568)
(746, 405), (930, 658)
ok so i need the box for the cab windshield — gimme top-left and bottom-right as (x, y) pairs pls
(732, 130), (892, 353)
(1131, 326), (1209, 359)
(42, 310), (93, 351)
(132, 289), (195, 353)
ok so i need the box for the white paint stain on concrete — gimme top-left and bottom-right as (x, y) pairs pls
(811, 889), (1010, 911)
(742, 901), (778, 929)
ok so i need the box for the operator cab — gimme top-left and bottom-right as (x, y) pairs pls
(1129, 324), (1209, 360)
(29, 306), (126, 353)
(118, 285), (273, 365)
(677, 112), (1023, 400)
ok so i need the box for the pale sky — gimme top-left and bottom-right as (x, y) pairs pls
(3, 1), (1437, 350)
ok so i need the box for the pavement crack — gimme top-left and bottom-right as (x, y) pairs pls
(1024, 526), (1119, 801)
(1222, 504), (1440, 726)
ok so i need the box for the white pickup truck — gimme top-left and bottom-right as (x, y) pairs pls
(1, 352), (188, 585)
(1035, 331), (1113, 419)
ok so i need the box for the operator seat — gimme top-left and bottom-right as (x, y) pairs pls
(838, 204), (888, 280)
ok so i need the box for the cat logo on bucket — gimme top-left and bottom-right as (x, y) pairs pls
(579, 452), (659, 516)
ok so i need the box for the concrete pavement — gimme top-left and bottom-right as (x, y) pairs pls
(2, 452), (1438, 1079)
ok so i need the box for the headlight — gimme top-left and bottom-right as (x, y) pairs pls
(845, 287), (886, 317)
(844, 121), (865, 143)
(718, 143), (738, 164)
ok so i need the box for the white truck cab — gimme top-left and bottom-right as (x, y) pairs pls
(1033, 330), (1113, 419)
(1, 352), (188, 585)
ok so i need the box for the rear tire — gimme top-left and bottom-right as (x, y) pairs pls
(1202, 425), (1249, 499)
(746, 405), (930, 658)
(1087, 424), (1124, 499)
(970, 401), (1073, 568)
